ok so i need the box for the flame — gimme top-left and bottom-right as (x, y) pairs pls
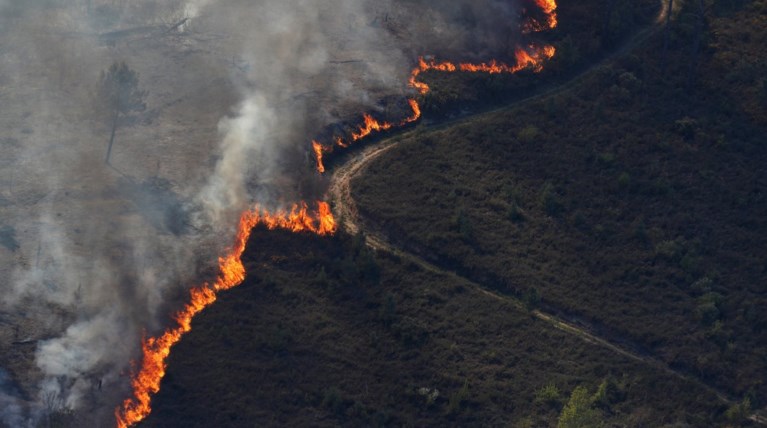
(404, 98), (421, 124)
(312, 140), (325, 173)
(351, 114), (393, 141)
(409, 44), (556, 95)
(523, 0), (558, 33)
(311, 97), (423, 173)
(115, 202), (335, 428)
(335, 136), (348, 148)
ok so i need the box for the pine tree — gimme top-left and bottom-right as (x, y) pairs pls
(98, 61), (146, 165)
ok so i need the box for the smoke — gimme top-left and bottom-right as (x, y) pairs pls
(0, 0), (531, 424)
(0, 368), (26, 428)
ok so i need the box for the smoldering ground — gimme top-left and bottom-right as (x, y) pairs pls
(0, 0), (536, 425)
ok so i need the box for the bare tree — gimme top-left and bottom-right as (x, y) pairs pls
(98, 61), (146, 165)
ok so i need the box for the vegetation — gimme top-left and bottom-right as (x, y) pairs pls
(143, 229), (726, 427)
(352, 0), (766, 421)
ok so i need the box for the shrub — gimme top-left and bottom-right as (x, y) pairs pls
(321, 387), (344, 415)
(617, 172), (631, 190)
(654, 239), (685, 262)
(315, 267), (329, 287)
(596, 152), (615, 168)
(724, 397), (751, 423)
(447, 380), (469, 415)
(557, 386), (604, 428)
(517, 125), (541, 144)
(454, 208), (474, 242)
(540, 183), (564, 216)
(696, 301), (720, 326)
(534, 383), (561, 406)
(674, 117), (698, 140)
(379, 293), (397, 326)
(523, 287), (542, 310)
(592, 378), (625, 409)
(508, 202), (527, 223)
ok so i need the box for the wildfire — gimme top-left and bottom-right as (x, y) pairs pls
(117, 2), (558, 426)
(312, 41), (557, 174)
(115, 202), (336, 428)
(310, 1), (557, 173)
(523, 0), (558, 33)
(409, 44), (556, 95)
(312, 140), (325, 173)
(312, 98), (422, 173)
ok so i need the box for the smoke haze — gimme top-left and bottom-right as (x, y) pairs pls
(0, 0), (534, 425)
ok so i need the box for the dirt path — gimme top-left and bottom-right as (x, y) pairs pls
(327, 10), (767, 425)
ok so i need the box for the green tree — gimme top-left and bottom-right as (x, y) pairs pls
(98, 61), (146, 165)
(557, 386), (604, 428)
(724, 397), (751, 423)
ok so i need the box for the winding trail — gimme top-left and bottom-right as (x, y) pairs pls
(327, 10), (767, 426)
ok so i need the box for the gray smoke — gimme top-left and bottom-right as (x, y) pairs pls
(0, 368), (25, 428)
(0, 0), (528, 425)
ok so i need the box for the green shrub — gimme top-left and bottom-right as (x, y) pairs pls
(596, 152), (615, 168)
(508, 202), (527, 223)
(540, 183), (564, 216)
(523, 287), (542, 310)
(534, 383), (561, 406)
(447, 380), (469, 415)
(454, 208), (474, 242)
(321, 387), (344, 415)
(724, 397), (751, 423)
(379, 293), (397, 327)
(592, 378), (625, 409)
(315, 267), (329, 287)
(517, 125), (541, 143)
(674, 117), (698, 140)
(654, 239), (685, 262)
(557, 386), (604, 428)
(696, 301), (720, 326)
(617, 172), (631, 190)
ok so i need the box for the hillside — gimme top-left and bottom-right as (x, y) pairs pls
(144, 229), (726, 427)
(352, 0), (767, 420)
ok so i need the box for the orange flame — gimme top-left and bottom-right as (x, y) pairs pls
(311, 97), (422, 173)
(404, 98), (421, 124)
(312, 140), (325, 173)
(115, 202), (335, 428)
(351, 114), (394, 141)
(335, 136), (348, 148)
(408, 44), (556, 95)
(523, 0), (558, 33)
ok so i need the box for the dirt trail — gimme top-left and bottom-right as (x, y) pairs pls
(327, 10), (767, 425)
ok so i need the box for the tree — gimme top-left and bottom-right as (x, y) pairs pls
(98, 61), (146, 165)
(557, 386), (604, 428)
